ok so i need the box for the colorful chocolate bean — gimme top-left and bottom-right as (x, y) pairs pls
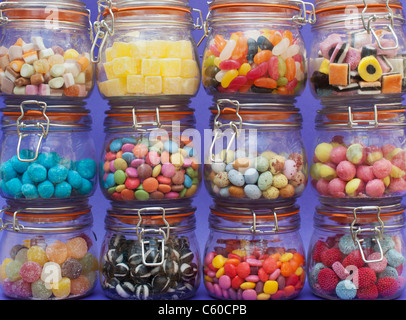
(0, 37), (93, 98)
(311, 137), (406, 199)
(102, 137), (200, 202)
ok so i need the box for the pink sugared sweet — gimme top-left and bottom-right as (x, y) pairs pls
(372, 159), (392, 179)
(365, 179), (386, 198)
(330, 146), (348, 164)
(316, 179), (330, 196)
(389, 178), (406, 193)
(336, 161), (356, 181)
(328, 178), (346, 198)
(382, 144), (396, 158)
(392, 158), (406, 171)
(357, 165), (375, 182)
(283, 159), (298, 179)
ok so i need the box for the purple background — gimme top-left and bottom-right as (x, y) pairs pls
(1, 0), (405, 301)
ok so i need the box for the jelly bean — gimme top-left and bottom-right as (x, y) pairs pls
(278, 56), (287, 77)
(221, 70), (239, 88)
(220, 40), (237, 61)
(219, 59), (241, 71)
(257, 35), (274, 51)
(282, 30), (294, 45)
(246, 62), (268, 80)
(238, 63), (251, 76)
(285, 57), (296, 82)
(246, 38), (258, 63)
(214, 35), (227, 52)
(254, 77), (277, 89)
(268, 56), (279, 80)
(253, 50), (273, 65)
(204, 55), (216, 68)
(232, 37), (248, 60)
(227, 75), (248, 91)
(209, 44), (220, 57)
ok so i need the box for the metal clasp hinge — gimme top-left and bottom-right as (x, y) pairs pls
(136, 207), (170, 267)
(291, 0), (316, 25)
(132, 106), (162, 132)
(347, 104), (379, 128)
(91, 0), (115, 63)
(0, 209), (24, 232)
(16, 100), (50, 162)
(250, 209), (279, 234)
(350, 206), (384, 264)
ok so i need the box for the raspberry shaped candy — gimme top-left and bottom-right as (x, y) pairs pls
(321, 248), (342, 267)
(318, 268), (339, 292)
(376, 277), (398, 297)
(356, 267), (377, 289)
(357, 284), (379, 300)
(312, 240), (328, 263)
(343, 250), (365, 268)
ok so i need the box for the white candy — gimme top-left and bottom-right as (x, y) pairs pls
(23, 52), (38, 64)
(32, 36), (46, 51)
(272, 38), (290, 56)
(39, 48), (55, 59)
(20, 64), (35, 78)
(63, 73), (75, 88)
(8, 46), (23, 61)
(22, 43), (36, 53)
(286, 44), (300, 58)
(215, 70), (227, 83)
(48, 77), (65, 89)
(74, 72), (86, 84)
(13, 86), (26, 95)
(5, 68), (17, 82)
(295, 61), (305, 81)
(219, 39), (236, 61)
(64, 61), (81, 78)
(50, 64), (65, 77)
(50, 89), (64, 96)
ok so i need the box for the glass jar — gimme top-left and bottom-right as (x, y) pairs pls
(200, 0), (316, 103)
(0, 202), (98, 300)
(0, 100), (97, 203)
(0, 0), (95, 104)
(92, 0), (202, 104)
(203, 202), (306, 300)
(310, 103), (406, 204)
(99, 205), (201, 300)
(205, 99), (308, 205)
(100, 105), (201, 203)
(309, 0), (406, 105)
(308, 203), (406, 300)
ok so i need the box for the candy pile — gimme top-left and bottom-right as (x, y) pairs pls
(202, 30), (305, 95)
(309, 234), (405, 300)
(0, 235), (98, 299)
(207, 149), (307, 201)
(311, 137), (406, 199)
(0, 150), (96, 200)
(203, 240), (306, 300)
(0, 37), (93, 98)
(101, 234), (199, 300)
(102, 137), (200, 201)
(98, 40), (200, 97)
(311, 32), (406, 98)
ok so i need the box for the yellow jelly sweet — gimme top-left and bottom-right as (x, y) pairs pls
(64, 49), (80, 60)
(345, 178), (362, 196)
(129, 40), (148, 58)
(177, 40), (194, 59)
(315, 143), (333, 163)
(257, 293), (271, 300)
(319, 164), (337, 181)
(163, 77), (182, 95)
(147, 40), (168, 58)
(181, 78), (199, 95)
(264, 280), (278, 295)
(240, 282), (256, 290)
(52, 277), (71, 299)
(319, 59), (330, 74)
(280, 252), (294, 262)
(141, 59), (161, 76)
(111, 42), (130, 58)
(160, 58), (182, 77)
(127, 75), (145, 94)
(27, 246), (48, 266)
(239, 63), (251, 76)
(181, 59), (198, 78)
(221, 70), (239, 88)
(215, 267), (225, 278)
(99, 78), (127, 97)
(212, 255), (227, 269)
(145, 76), (162, 94)
(0, 258), (12, 283)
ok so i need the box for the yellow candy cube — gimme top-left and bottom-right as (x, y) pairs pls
(52, 277), (71, 299)
(113, 57), (132, 77)
(145, 76), (162, 94)
(147, 40), (168, 58)
(127, 75), (145, 94)
(181, 59), (199, 78)
(103, 61), (116, 80)
(98, 78), (127, 97)
(64, 49), (80, 60)
(111, 42), (130, 58)
(129, 40), (148, 58)
(178, 40), (194, 59)
(166, 40), (180, 58)
(163, 77), (182, 94)
(105, 47), (114, 62)
(181, 78), (199, 95)
(161, 58), (182, 77)
(141, 59), (161, 76)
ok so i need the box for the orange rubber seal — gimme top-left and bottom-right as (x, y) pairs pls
(212, 109), (297, 122)
(112, 211), (194, 225)
(3, 111), (87, 122)
(326, 109), (405, 122)
(211, 209), (300, 220)
(318, 209), (405, 224)
(3, 8), (89, 22)
(315, 3), (403, 14)
(103, 5), (191, 17)
(108, 111), (194, 117)
(210, 3), (301, 12)
(4, 209), (91, 222)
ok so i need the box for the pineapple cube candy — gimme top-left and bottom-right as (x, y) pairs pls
(163, 77), (182, 95)
(147, 40), (168, 58)
(178, 40), (194, 59)
(105, 47), (114, 62)
(98, 78), (127, 97)
(141, 59), (161, 76)
(181, 78), (199, 95)
(113, 57), (132, 77)
(129, 40), (148, 58)
(127, 75), (145, 94)
(181, 59), (198, 78)
(161, 58), (182, 77)
(111, 42), (131, 58)
(103, 61), (116, 80)
(145, 76), (162, 94)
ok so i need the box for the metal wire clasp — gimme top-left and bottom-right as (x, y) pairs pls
(250, 209), (279, 234)
(16, 100), (50, 162)
(136, 207), (170, 267)
(361, 0), (399, 51)
(132, 106), (162, 132)
(91, 0), (115, 63)
(0, 209), (24, 232)
(347, 105), (379, 128)
(209, 99), (243, 163)
(350, 206), (385, 264)
(290, 0), (316, 25)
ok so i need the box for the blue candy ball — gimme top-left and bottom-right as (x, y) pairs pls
(0, 161), (17, 182)
(78, 179), (93, 195)
(67, 170), (83, 189)
(122, 137), (137, 144)
(10, 155), (30, 174)
(105, 173), (115, 188)
(48, 164), (69, 184)
(37, 152), (58, 169)
(37, 180), (55, 199)
(76, 159), (96, 180)
(110, 139), (123, 152)
(386, 249), (405, 268)
(184, 175), (192, 188)
(164, 140), (179, 153)
(21, 171), (33, 185)
(5, 178), (23, 197)
(55, 182), (72, 198)
(27, 163), (47, 183)
(21, 184), (39, 199)
(122, 152), (135, 164)
(59, 158), (74, 170)
(335, 280), (357, 300)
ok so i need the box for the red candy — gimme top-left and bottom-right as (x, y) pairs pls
(236, 262), (251, 279)
(263, 257), (278, 274)
(320, 248), (342, 267)
(376, 277), (399, 297)
(318, 268), (339, 292)
(219, 59), (241, 70)
(246, 62), (268, 80)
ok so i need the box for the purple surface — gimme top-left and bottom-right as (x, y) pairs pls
(1, 0), (405, 301)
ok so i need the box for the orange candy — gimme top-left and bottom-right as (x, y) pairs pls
(285, 57), (296, 82)
(143, 177), (159, 193)
(214, 35), (227, 52)
(66, 237), (88, 259)
(270, 32), (282, 46)
(253, 50), (273, 65)
(280, 261), (294, 277)
(283, 285), (295, 297)
(121, 188), (135, 200)
(254, 77), (277, 89)
(70, 275), (90, 296)
(158, 184), (172, 194)
(133, 144), (149, 158)
(224, 258), (240, 266)
(282, 30), (294, 45)
(46, 241), (68, 264)
(232, 37), (248, 60)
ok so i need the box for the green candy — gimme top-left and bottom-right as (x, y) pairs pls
(186, 167), (197, 178)
(108, 186), (116, 194)
(113, 170), (126, 185)
(179, 188), (187, 198)
(277, 77), (288, 87)
(257, 171), (274, 191)
(278, 56), (287, 77)
(79, 252), (95, 274)
(192, 177), (200, 185)
(32, 279), (53, 300)
(204, 55), (216, 67)
(135, 189), (149, 201)
(255, 156), (269, 172)
(5, 260), (22, 281)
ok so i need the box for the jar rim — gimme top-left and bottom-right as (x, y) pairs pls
(314, 0), (403, 13)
